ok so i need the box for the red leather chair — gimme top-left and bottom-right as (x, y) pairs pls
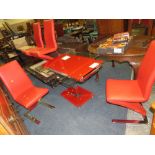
(21, 20), (58, 60)
(0, 60), (55, 124)
(22, 22), (44, 56)
(31, 19), (58, 60)
(106, 40), (155, 124)
(43, 19), (58, 52)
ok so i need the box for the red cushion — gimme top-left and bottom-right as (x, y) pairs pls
(16, 86), (48, 110)
(106, 79), (145, 103)
(22, 47), (41, 56)
(23, 47), (57, 56)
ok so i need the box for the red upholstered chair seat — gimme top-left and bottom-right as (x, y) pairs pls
(16, 87), (48, 110)
(106, 79), (144, 103)
(23, 47), (57, 56)
(22, 47), (42, 56)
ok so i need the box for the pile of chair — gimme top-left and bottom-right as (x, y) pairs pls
(15, 20), (58, 61)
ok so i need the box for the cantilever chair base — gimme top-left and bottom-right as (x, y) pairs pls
(24, 111), (41, 124)
(24, 100), (55, 125)
(111, 102), (148, 124)
(39, 100), (55, 109)
(112, 116), (148, 124)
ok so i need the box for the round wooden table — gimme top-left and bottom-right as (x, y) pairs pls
(88, 35), (155, 79)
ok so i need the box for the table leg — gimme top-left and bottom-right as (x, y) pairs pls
(112, 60), (115, 67)
(150, 102), (155, 135)
(95, 71), (99, 81)
(129, 61), (141, 79)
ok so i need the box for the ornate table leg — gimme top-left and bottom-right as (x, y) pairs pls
(129, 57), (143, 79)
(129, 62), (140, 79)
(150, 102), (155, 135)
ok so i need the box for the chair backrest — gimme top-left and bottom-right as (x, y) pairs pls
(0, 60), (33, 100)
(137, 40), (155, 100)
(43, 19), (58, 49)
(33, 22), (44, 48)
(3, 22), (15, 36)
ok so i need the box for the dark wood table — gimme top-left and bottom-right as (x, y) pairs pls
(88, 35), (155, 78)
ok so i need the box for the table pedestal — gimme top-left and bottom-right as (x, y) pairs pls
(61, 86), (93, 107)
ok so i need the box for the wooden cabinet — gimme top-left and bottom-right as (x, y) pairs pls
(55, 23), (64, 37)
(0, 85), (29, 135)
(151, 21), (155, 36)
(96, 19), (124, 37)
(128, 19), (153, 36)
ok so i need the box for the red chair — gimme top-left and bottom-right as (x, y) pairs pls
(43, 19), (58, 52)
(22, 20), (58, 60)
(106, 40), (155, 124)
(30, 19), (58, 60)
(0, 60), (55, 124)
(22, 22), (44, 56)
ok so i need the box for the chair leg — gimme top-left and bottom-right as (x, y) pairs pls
(95, 71), (99, 82)
(39, 100), (55, 109)
(112, 115), (148, 124)
(24, 111), (40, 125)
(15, 104), (23, 112)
